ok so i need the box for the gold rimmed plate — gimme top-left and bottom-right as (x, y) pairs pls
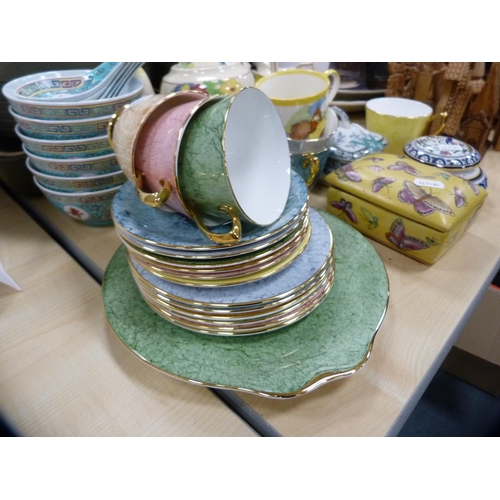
(141, 267), (334, 336)
(128, 220), (312, 287)
(102, 209), (389, 398)
(111, 170), (308, 253)
(134, 258), (334, 323)
(119, 212), (309, 272)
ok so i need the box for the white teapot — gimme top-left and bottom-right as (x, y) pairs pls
(159, 62), (255, 96)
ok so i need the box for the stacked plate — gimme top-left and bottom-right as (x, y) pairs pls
(112, 172), (336, 336)
(1, 68), (145, 225)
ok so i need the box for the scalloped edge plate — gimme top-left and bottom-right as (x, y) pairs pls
(102, 209), (389, 398)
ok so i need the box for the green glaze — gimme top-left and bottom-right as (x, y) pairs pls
(177, 96), (239, 225)
(102, 209), (389, 398)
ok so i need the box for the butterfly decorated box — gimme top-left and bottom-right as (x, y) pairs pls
(324, 153), (488, 264)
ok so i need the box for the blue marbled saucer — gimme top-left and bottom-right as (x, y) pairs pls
(112, 171), (308, 251)
(129, 208), (333, 304)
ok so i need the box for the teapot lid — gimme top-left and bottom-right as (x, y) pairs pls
(404, 135), (481, 169)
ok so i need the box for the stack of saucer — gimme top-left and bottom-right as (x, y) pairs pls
(2, 68), (145, 225)
(112, 172), (336, 336)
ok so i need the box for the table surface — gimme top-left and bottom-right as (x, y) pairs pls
(2, 145), (500, 437)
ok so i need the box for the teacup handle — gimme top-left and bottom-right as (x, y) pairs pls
(323, 69), (341, 105)
(430, 111), (448, 136)
(135, 176), (172, 208)
(107, 104), (130, 149)
(187, 204), (242, 244)
(302, 154), (320, 187)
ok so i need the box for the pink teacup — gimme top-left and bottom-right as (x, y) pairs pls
(134, 95), (209, 216)
(108, 91), (208, 214)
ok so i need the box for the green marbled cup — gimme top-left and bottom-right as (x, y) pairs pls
(177, 87), (291, 245)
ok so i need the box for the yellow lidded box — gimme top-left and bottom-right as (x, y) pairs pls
(324, 153), (487, 264)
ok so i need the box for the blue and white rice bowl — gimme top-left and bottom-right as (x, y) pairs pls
(2, 70), (143, 121)
(26, 158), (126, 193)
(10, 107), (112, 140)
(16, 126), (113, 159)
(33, 178), (122, 226)
(23, 146), (120, 177)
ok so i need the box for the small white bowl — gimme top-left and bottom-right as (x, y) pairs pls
(23, 145), (120, 177)
(2, 69), (143, 121)
(26, 158), (126, 192)
(17, 126), (113, 159)
(34, 177), (122, 225)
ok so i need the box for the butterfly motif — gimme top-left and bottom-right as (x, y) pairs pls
(464, 178), (480, 195)
(453, 187), (467, 208)
(398, 181), (455, 217)
(388, 161), (435, 178)
(330, 198), (358, 223)
(386, 218), (430, 251)
(335, 163), (362, 182)
(449, 172), (481, 195)
(360, 207), (378, 229)
(372, 177), (396, 193)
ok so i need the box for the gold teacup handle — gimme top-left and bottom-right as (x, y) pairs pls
(187, 204), (242, 244)
(107, 104), (129, 149)
(135, 176), (172, 208)
(302, 154), (320, 187)
(431, 111), (448, 136)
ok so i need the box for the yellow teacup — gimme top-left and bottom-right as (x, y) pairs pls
(256, 68), (340, 140)
(365, 97), (446, 155)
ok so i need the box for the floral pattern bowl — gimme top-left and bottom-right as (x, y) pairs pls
(33, 178), (122, 225)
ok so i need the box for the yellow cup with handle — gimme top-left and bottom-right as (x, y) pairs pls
(256, 68), (340, 141)
(365, 97), (446, 154)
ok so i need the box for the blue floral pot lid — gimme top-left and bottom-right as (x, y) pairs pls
(404, 135), (481, 169)
(328, 106), (388, 163)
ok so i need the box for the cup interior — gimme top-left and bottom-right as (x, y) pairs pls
(224, 87), (291, 225)
(367, 97), (432, 118)
(257, 70), (328, 100)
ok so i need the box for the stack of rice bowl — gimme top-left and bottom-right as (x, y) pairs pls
(2, 69), (144, 225)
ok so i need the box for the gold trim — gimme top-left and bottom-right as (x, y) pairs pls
(135, 177), (172, 207)
(185, 203), (242, 245)
(131, 229), (306, 280)
(142, 265), (334, 326)
(141, 266), (334, 335)
(112, 195), (309, 253)
(302, 154), (319, 187)
(256, 69), (338, 106)
(105, 269), (388, 398)
(431, 111), (448, 136)
(125, 220), (334, 308)
(107, 103), (129, 149)
(114, 212), (307, 261)
(173, 95), (224, 218)
(138, 263), (333, 321)
(133, 221), (311, 287)
(121, 216), (308, 272)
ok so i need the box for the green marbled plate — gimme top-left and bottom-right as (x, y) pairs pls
(102, 210), (389, 398)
